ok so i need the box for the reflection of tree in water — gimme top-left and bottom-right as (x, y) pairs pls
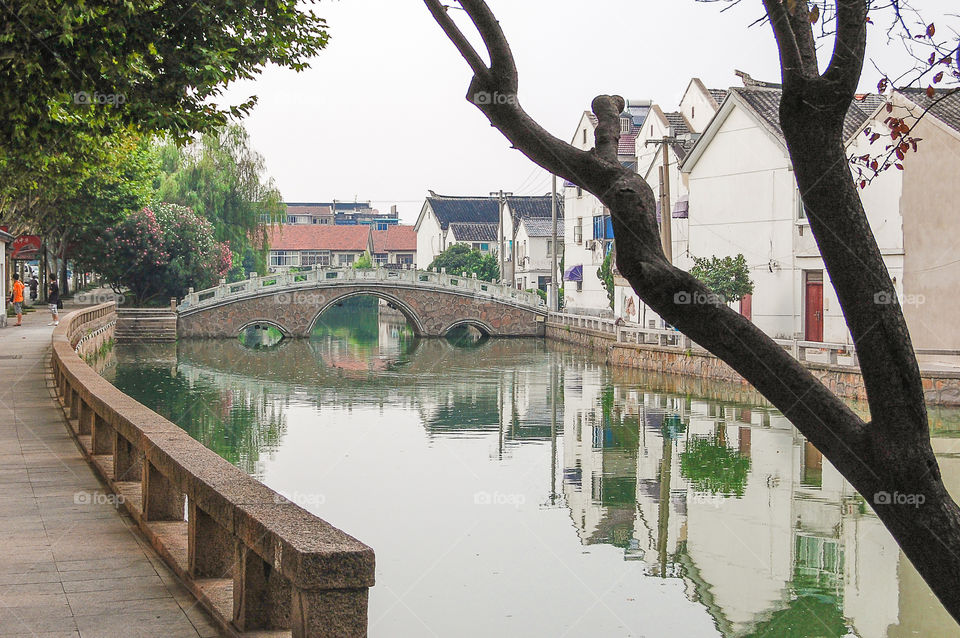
(680, 426), (751, 497)
(104, 346), (286, 477)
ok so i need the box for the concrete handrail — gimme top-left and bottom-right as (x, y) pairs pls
(51, 303), (374, 637)
(178, 267), (545, 314)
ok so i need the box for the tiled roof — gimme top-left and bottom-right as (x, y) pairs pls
(507, 194), (562, 220)
(522, 217), (564, 238)
(665, 112), (690, 136)
(732, 86), (877, 143)
(266, 225), (369, 251)
(449, 222), (498, 243)
(899, 88), (960, 135)
(617, 123), (642, 156)
(427, 195), (500, 228)
(372, 225), (416, 253)
(708, 89), (728, 107)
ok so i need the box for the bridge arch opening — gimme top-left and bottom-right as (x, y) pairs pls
(308, 291), (425, 337)
(444, 323), (492, 348)
(238, 321), (289, 349)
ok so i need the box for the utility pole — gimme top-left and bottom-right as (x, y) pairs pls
(644, 137), (676, 264)
(550, 175), (559, 311)
(490, 190), (513, 284)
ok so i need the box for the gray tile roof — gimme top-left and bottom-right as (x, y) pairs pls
(899, 88), (960, 135)
(522, 217), (564, 238)
(427, 195), (500, 228)
(732, 86), (879, 143)
(449, 222), (499, 243)
(708, 89), (728, 107)
(508, 194), (563, 221)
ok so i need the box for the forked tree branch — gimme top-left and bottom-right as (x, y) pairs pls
(423, 0), (872, 476)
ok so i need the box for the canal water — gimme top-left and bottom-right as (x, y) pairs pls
(100, 298), (960, 637)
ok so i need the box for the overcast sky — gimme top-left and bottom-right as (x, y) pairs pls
(217, 0), (957, 223)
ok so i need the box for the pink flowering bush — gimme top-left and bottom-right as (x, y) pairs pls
(95, 203), (230, 305)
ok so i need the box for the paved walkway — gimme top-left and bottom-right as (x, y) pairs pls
(0, 302), (222, 637)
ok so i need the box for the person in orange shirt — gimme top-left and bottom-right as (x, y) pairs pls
(10, 273), (25, 326)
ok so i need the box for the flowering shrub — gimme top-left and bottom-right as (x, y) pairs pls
(97, 203), (230, 304)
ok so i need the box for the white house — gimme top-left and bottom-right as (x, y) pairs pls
(563, 100), (652, 315)
(498, 195), (562, 290)
(677, 77), (957, 353)
(614, 79), (726, 326)
(512, 216), (562, 292)
(414, 192), (500, 270)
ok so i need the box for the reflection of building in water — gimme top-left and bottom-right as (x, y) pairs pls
(560, 359), (960, 638)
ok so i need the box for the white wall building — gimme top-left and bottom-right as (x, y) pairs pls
(414, 193), (500, 271)
(563, 101), (651, 315)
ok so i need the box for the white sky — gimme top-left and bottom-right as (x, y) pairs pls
(217, 0), (958, 223)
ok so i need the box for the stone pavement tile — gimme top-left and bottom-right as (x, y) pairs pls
(0, 589), (69, 609)
(75, 611), (201, 638)
(66, 582), (177, 608)
(0, 631), (79, 638)
(0, 604), (78, 635)
(0, 570), (64, 586)
(62, 575), (164, 594)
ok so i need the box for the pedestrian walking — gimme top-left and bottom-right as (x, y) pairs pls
(9, 273), (25, 326)
(28, 275), (38, 301)
(48, 275), (60, 326)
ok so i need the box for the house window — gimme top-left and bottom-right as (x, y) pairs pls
(574, 218), (583, 244)
(397, 254), (414, 265)
(576, 186), (582, 198)
(301, 251), (330, 266)
(797, 191), (808, 220)
(582, 129), (587, 145)
(270, 251), (298, 267)
(576, 280), (583, 292)
(374, 253), (387, 266)
(479, 243), (489, 252)
(546, 240), (552, 256)
(691, 106), (696, 119)
(620, 117), (630, 134)
(338, 253), (356, 266)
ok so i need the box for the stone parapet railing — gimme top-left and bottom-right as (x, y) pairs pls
(51, 303), (375, 637)
(178, 267), (544, 315)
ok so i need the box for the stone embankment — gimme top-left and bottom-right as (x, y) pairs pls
(115, 308), (178, 343)
(546, 317), (960, 408)
(55, 302), (375, 637)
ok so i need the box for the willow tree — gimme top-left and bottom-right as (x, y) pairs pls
(425, 0), (960, 622)
(157, 124), (285, 279)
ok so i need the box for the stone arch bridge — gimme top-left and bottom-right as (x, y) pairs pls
(177, 267), (547, 338)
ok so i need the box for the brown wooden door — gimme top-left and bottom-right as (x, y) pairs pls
(805, 280), (823, 342)
(739, 293), (752, 321)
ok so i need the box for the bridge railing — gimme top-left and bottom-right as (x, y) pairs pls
(178, 267), (545, 313)
(52, 303), (375, 637)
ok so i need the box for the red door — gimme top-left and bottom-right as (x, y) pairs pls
(739, 293), (753, 321)
(805, 279), (823, 342)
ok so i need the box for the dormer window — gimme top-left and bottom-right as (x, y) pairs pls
(620, 117), (631, 134)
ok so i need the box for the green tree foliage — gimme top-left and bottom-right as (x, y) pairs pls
(597, 250), (615, 310)
(95, 204), (230, 305)
(428, 244), (500, 282)
(156, 125), (285, 279)
(689, 254), (754, 303)
(353, 253), (373, 269)
(0, 0), (329, 151)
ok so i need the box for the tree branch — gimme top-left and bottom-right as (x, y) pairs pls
(762, 0), (807, 79)
(424, 0), (872, 476)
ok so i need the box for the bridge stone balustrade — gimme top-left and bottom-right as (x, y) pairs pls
(177, 267), (547, 338)
(51, 303), (375, 637)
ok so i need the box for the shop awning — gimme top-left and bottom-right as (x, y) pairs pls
(564, 265), (583, 282)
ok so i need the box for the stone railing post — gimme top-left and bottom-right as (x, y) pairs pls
(91, 414), (114, 455)
(188, 502), (234, 579)
(142, 462), (185, 521)
(234, 545), (292, 631)
(78, 400), (94, 436)
(113, 434), (142, 483)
